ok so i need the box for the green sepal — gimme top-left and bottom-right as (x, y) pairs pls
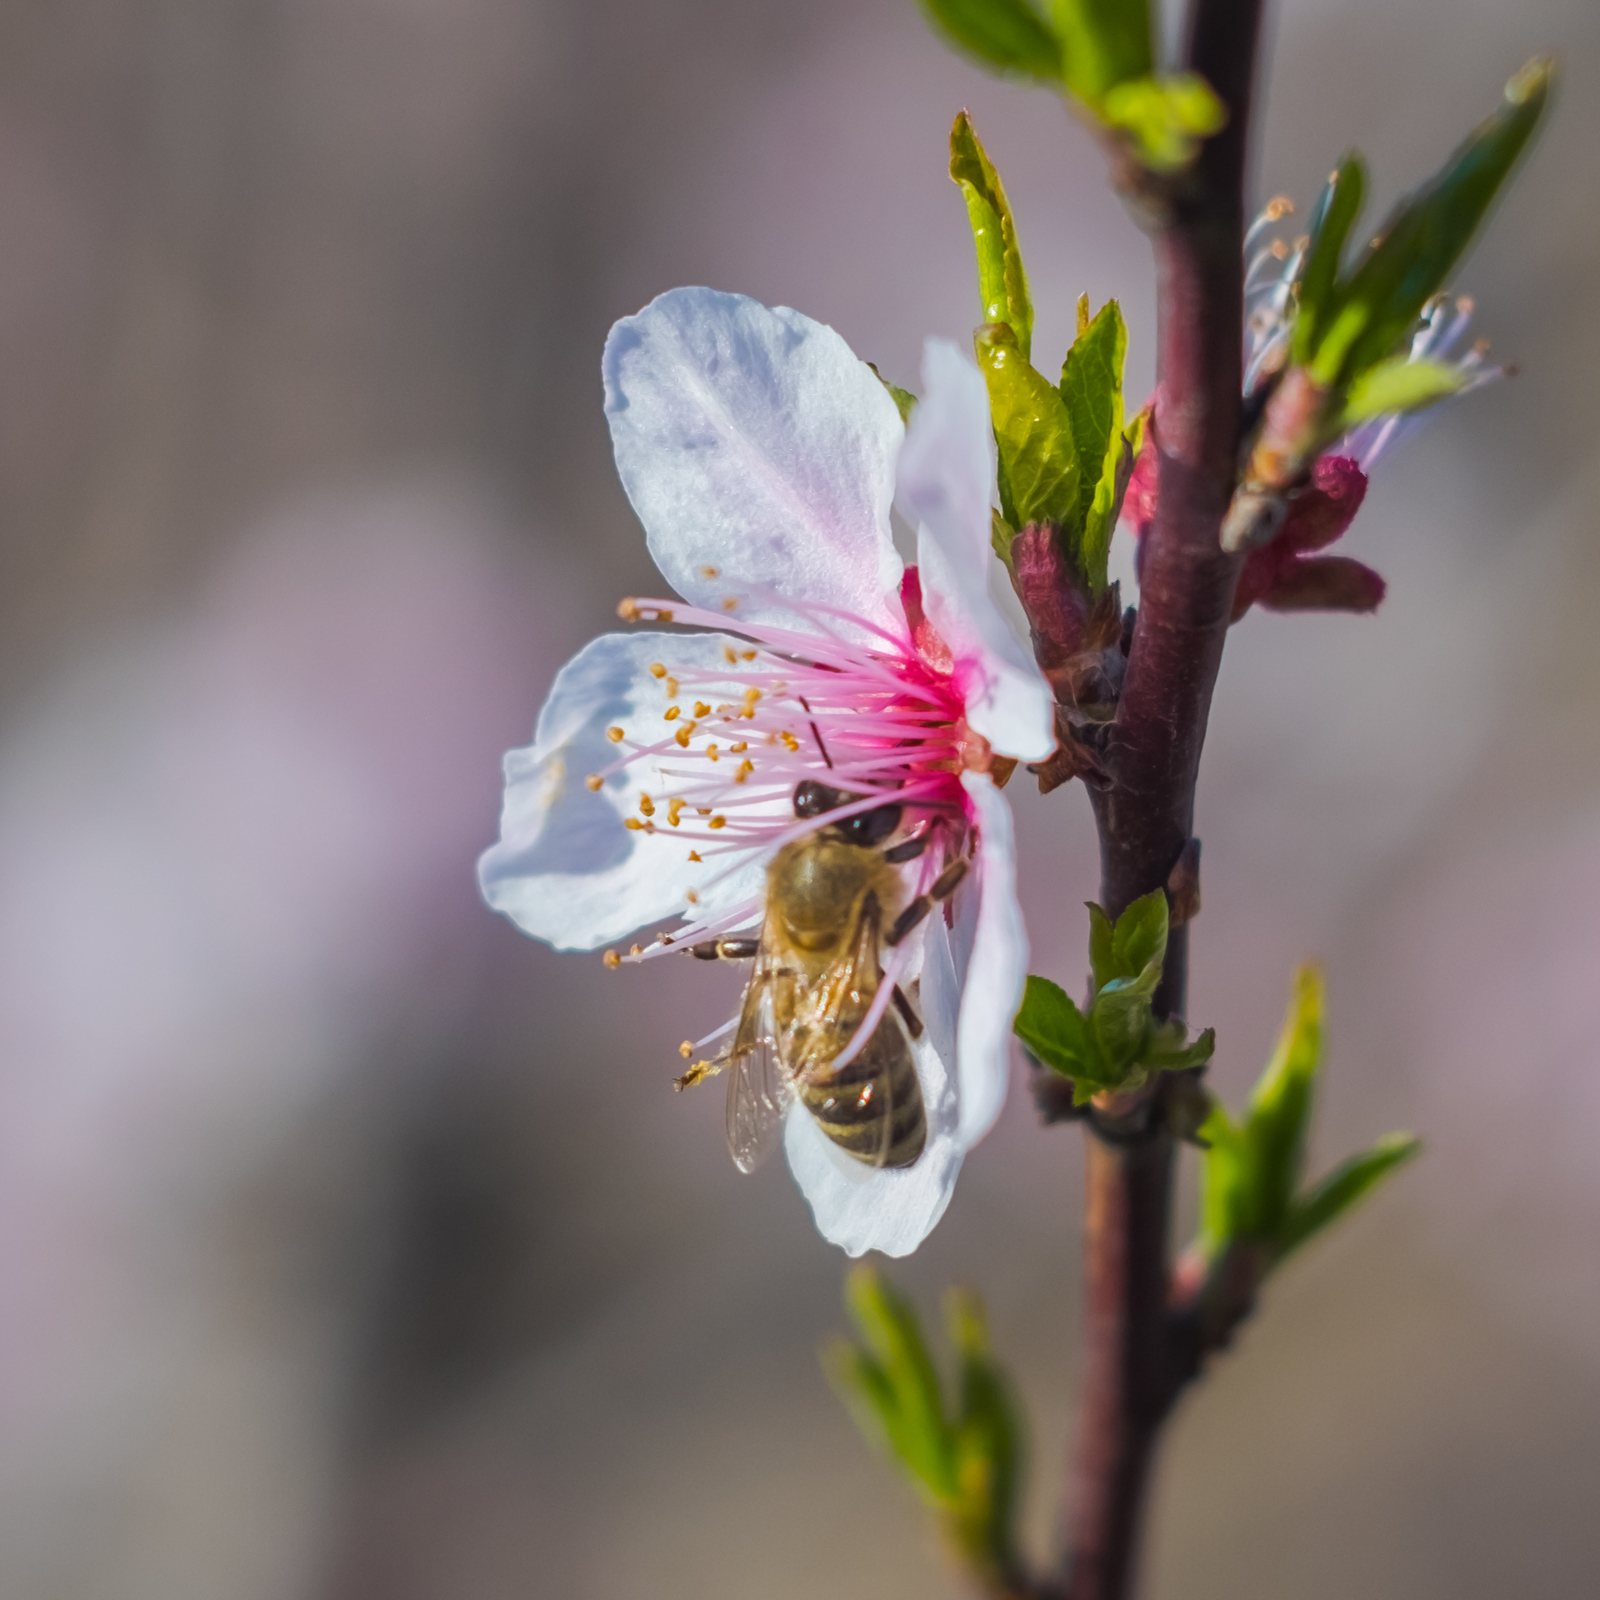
(1335, 354), (1472, 428)
(1312, 57), (1555, 387)
(1275, 1133), (1421, 1261)
(916, 0), (1063, 83)
(950, 113), (1033, 359)
(1291, 154), (1366, 366)
(1059, 297), (1128, 592)
(1100, 72), (1226, 173)
(974, 321), (1081, 534)
(1046, 0), (1152, 104)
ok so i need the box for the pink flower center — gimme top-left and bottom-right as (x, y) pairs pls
(589, 580), (979, 965)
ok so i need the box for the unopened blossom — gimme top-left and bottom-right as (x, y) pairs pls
(479, 288), (1055, 1257)
(1123, 198), (1505, 620)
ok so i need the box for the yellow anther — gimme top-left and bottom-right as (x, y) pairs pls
(709, 815), (727, 829)
(680, 1040), (694, 1059)
(1268, 237), (1289, 260)
(701, 565), (719, 578)
(649, 663), (667, 679)
(734, 760), (755, 784)
(606, 726), (625, 743)
(729, 741), (747, 753)
(1265, 195), (1294, 220)
(666, 677), (679, 697)
(685, 888), (699, 904)
(740, 650), (756, 661)
(674, 722), (695, 748)
(781, 731), (800, 752)
(723, 645), (738, 665)
(639, 794), (655, 817)
(706, 743), (719, 761)
(721, 596), (738, 611)
(694, 701), (711, 718)
(624, 817), (645, 830)
(744, 688), (762, 705)
(629, 944), (642, 957)
(585, 774), (603, 791)
(667, 798), (685, 826)
(603, 950), (621, 968)
(664, 706), (680, 721)
(688, 850), (702, 862)
(618, 598), (643, 621)
(696, 807), (712, 815)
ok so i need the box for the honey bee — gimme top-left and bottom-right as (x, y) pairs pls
(677, 781), (970, 1174)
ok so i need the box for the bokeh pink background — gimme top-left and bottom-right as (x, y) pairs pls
(0, 0), (1596, 1595)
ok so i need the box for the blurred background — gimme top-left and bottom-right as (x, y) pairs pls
(0, 0), (1595, 1595)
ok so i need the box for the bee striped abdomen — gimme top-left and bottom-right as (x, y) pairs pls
(800, 1020), (926, 1169)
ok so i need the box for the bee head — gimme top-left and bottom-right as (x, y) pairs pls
(792, 781), (903, 847)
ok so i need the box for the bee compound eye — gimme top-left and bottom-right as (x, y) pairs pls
(841, 803), (903, 846)
(793, 780), (858, 818)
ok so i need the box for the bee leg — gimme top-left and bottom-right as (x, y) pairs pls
(882, 834), (929, 864)
(686, 938), (760, 961)
(673, 1057), (725, 1091)
(885, 857), (970, 947)
(891, 985), (924, 1039)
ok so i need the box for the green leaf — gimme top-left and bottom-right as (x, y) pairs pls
(1291, 154), (1366, 365)
(1142, 1022), (1216, 1071)
(1243, 962), (1324, 1238)
(1046, 0), (1152, 104)
(1013, 975), (1099, 1078)
(990, 507), (1016, 567)
(867, 363), (918, 424)
(1197, 1102), (1250, 1257)
(950, 113), (1033, 359)
(1323, 56), (1555, 385)
(916, 0), (1063, 83)
(1276, 1133), (1421, 1260)
(974, 321), (1081, 533)
(1100, 72), (1226, 173)
(1089, 978), (1154, 1074)
(1059, 297), (1127, 592)
(841, 1267), (955, 1500)
(1110, 889), (1167, 986)
(946, 1289), (1024, 1578)
(1337, 354), (1471, 427)
(1087, 902), (1116, 992)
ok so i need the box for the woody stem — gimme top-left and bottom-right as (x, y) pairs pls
(1056, 2), (1265, 1596)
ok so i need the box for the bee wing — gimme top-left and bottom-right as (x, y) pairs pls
(724, 981), (795, 1174)
(724, 915), (798, 1175)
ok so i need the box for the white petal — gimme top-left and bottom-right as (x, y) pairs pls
(899, 339), (1055, 761)
(954, 770), (1029, 1146)
(782, 1025), (963, 1259)
(604, 288), (906, 638)
(477, 631), (772, 950)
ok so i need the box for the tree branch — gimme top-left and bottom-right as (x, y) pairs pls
(1056, 3), (1267, 1596)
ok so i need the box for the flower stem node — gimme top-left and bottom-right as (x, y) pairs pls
(479, 287), (1056, 1257)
